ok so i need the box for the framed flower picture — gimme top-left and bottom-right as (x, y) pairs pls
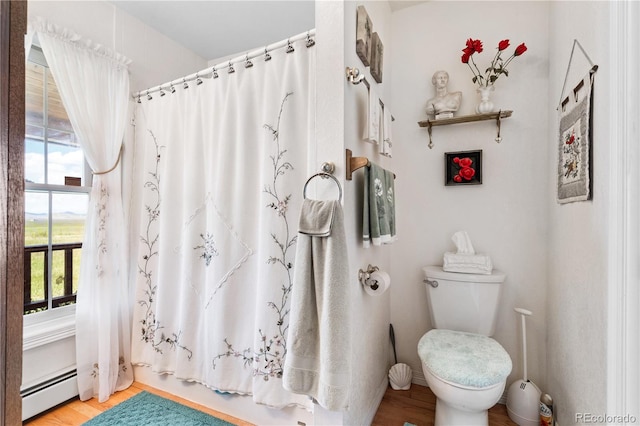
(445, 150), (482, 186)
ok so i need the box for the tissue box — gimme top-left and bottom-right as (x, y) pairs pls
(443, 252), (493, 274)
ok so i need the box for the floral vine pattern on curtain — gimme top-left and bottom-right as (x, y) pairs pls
(211, 93), (295, 381)
(137, 130), (193, 359)
(130, 39), (315, 409)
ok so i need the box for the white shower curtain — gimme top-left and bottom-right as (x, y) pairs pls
(130, 37), (316, 409)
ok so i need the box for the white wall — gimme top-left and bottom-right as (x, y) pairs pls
(547, 2), (610, 424)
(28, 0), (207, 93)
(341, 1), (393, 424)
(390, 1), (550, 391)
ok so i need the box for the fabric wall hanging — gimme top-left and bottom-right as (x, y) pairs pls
(557, 40), (598, 204)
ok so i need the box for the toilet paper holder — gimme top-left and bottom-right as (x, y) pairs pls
(358, 264), (380, 290)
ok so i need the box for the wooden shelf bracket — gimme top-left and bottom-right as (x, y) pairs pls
(346, 148), (370, 181)
(418, 110), (513, 149)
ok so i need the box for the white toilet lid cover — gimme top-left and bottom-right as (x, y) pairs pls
(418, 329), (512, 388)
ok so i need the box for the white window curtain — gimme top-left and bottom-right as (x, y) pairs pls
(29, 18), (133, 402)
(129, 36), (316, 409)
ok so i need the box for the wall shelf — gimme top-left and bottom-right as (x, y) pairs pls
(418, 110), (513, 149)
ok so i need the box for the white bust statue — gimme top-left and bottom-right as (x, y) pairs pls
(426, 70), (462, 116)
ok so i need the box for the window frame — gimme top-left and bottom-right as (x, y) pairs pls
(24, 45), (91, 320)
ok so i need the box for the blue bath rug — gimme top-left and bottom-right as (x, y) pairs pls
(404, 423), (417, 426)
(83, 391), (235, 425)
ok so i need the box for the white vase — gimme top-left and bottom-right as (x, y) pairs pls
(476, 86), (495, 114)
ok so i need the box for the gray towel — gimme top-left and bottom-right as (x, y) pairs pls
(298, 199), (336, 237)
(363, 163), (396, 247)
(283, 199), (351, 411)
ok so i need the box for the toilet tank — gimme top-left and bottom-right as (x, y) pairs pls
(423, 266), (506, 336)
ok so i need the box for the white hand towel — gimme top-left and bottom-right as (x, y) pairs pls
(283, 199), (351, 411)
(363, 86), (381, 144)
(381, 107), (393, 158)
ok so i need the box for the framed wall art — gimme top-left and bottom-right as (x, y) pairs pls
(356, 6), (372, 66)
(370, 32), (384, 83)
(445, 150), (482, 186)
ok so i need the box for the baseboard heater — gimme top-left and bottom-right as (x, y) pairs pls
(21, 369), (79, 421)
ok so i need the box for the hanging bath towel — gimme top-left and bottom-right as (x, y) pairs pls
(283, 199), (351, 411)
(363, 163), (396, 247)
(380, 107), (393, 158)
(363, 86), (381, 144)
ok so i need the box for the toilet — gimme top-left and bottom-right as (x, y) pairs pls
(418, 266), (512, 425)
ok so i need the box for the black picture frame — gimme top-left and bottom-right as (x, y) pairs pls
(445, 150), (482, 186)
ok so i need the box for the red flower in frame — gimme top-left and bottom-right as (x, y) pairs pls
(459, 166), (476, 181)
(458, 157), (473, 168)
(451, 156), (476, 182)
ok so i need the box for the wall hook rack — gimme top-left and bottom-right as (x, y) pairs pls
(345, 66), (395, 121)
(346, 149), (369, 181)
(418, 110), (512, 149)
(345, 149), (396, 181)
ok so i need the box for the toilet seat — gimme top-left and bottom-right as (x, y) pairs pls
(418, 329), (512, 389)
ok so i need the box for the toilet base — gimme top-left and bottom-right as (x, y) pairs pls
(423, 362), (505, 426)
(435, 398), (489, 426)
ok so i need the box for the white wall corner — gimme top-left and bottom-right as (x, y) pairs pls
(607, 0), (640, 421)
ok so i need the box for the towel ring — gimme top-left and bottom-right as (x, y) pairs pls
(303, 172), (343, 202)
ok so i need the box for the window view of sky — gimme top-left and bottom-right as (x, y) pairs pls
(25, 138), (88, 216)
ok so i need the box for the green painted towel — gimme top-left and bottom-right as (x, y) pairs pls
(363, 163), (396, 247)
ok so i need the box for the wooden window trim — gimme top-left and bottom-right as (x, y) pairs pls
(0, 1), (27, 424)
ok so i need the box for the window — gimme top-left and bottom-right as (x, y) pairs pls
(24, 46), (90, 315)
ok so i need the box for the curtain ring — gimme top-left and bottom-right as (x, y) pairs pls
(306, 31), (315, 48)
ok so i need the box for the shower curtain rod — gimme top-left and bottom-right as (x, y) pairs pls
(133, 29), (316, 100)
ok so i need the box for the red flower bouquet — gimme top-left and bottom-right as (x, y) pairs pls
(462, 38), (527, 88)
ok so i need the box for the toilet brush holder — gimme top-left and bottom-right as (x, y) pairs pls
(388, 324), (412, 390)
(507, 308), (541, 426)
(389, 363), (412, 390)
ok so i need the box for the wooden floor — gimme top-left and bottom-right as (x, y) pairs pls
(372, 384), (517, 426)
(25, 381), (516, 425)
